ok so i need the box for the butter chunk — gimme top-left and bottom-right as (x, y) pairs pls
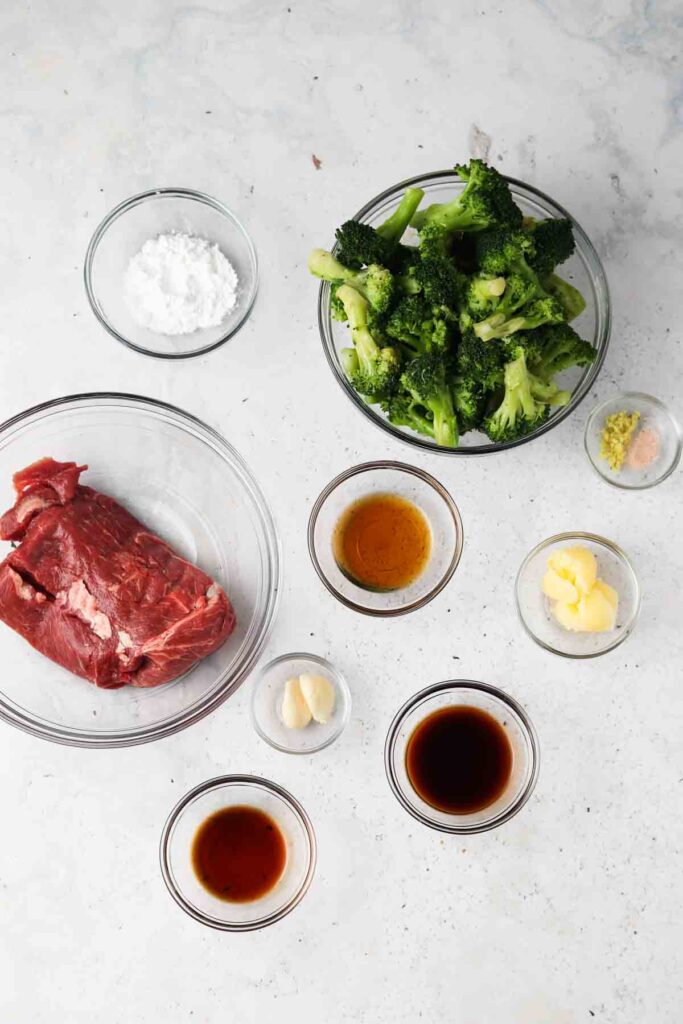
(547, 546), (597, 596)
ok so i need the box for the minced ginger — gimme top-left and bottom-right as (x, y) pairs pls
(600, 410), (640, 471)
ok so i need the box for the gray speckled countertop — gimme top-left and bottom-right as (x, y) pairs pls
(0, 2), (681, 1022)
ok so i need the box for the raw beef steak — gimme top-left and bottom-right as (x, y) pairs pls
(0, 458), (235, 688)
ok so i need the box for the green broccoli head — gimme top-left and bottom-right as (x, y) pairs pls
(334, 187), (424, 271)
(501, 329), (545, 366)
(385, 295), (452, 355)
(336, 284), (401, 400)
(483, 347), (550, 443)
(309, 249), (395, 314)
(460, 273), (507, 320)
(411, 160), (523, 235)
(527, 322), (596, 382)
(470, 229), (567, 340)
(408, 247), (465, 308)
(527, 218), (575, 277)
(452, 376), (486, 433)
(455, 332), (505, 391)
(334, 221), (396, 270)
(381, 394), (436, 439)
(475, 227), (536, 277)
(401, 350), (459, 447)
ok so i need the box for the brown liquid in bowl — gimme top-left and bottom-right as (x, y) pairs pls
(191, 805), (286, 903)
(333, 493), (431, 591)
(406, 706), (513, 814)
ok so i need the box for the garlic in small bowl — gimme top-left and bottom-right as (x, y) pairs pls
(251, 653), (351, 753)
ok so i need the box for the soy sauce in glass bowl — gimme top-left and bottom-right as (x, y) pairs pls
(385, 681), (539, 834)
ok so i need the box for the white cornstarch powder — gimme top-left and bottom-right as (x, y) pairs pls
(124, 232), (239, 335)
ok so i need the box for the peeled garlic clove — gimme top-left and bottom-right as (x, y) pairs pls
(299, 673), (336, 724)
(281, 677), (312, 729)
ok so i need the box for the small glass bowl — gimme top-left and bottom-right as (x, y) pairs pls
(159, 775), (316, 931)
(251, 653), (351, 754)
(516, 532), (640, 658)
(584, 392), (681, 490)
(385, 681), (539, 834)
(307, 461), (463, 616)
(84, 188), (258, 359)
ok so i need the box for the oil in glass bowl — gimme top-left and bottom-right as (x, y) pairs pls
(332, 492), (431, 592)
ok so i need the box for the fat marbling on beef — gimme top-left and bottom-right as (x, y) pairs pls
(0, 458), (235, 688)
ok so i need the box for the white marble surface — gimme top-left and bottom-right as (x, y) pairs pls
(1, 1), (682, 1021)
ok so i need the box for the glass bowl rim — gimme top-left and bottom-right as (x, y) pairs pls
(317, 168), (611, 456)
(583, 391), (682, 490)
(84, 186), (259, 360)
(0, 391), (281, 747)
(384, 679), (540, 835)
(307, 459), (464, 617)
(250, 651), (352, 754)
(515, 530), (641, 659)
(159, 773), (317, 932)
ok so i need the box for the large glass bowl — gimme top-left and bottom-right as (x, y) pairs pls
(318, 171), (611, 455)
(0, 394), (280, 747)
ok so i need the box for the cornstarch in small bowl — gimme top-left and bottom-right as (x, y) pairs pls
(124, 232), (239, 336)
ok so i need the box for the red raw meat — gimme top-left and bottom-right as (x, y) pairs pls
(0, 459), (235, 688)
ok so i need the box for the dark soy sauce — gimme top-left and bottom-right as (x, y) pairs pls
(406, 706), (513, 814)
(191, 805), (286, 903)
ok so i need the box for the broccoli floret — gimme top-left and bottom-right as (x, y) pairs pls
(408, 250), (463, 307)
(459, 274), (507, 324)
(385, 295), (452, 355)
(336, 284), (401, 400)
(544, 273), (586, 322)
(483, 347), (550, 443)
(308, 249), (394, 313)
(527, 323), (596, 382)
(526, 218), (575, 277)
(475, 227), (536, 276)
(472, 229), (565, 340)
(376, 186), (424, 244)
(452, 376), (486, 433)
(474, 297), (565, 342)
(401, 350), (459, 447)
(381, 394), (436, 440)
(334, 220), (393, 269)
(411, 159), (522, 235)
(455, 332), (505, 391)
(334, 187), (424, 270)
(501, 329), (545, 366)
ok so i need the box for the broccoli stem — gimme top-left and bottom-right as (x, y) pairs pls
(544, 273), (586, 321)
(308, 248), (355, 282)
(376, 187), (425, 244)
